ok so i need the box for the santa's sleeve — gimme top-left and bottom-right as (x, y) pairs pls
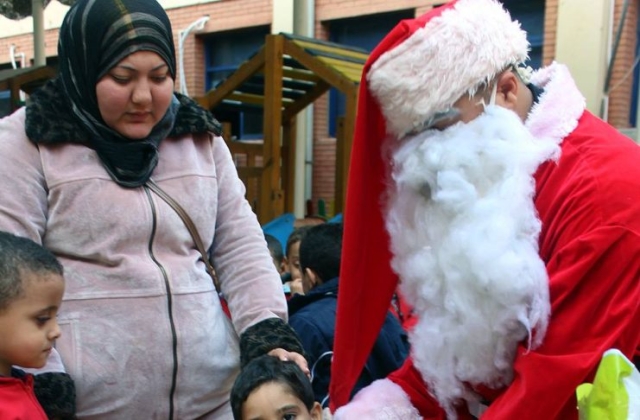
(481, 226), (640, 419)
(334, 354), (482, 420)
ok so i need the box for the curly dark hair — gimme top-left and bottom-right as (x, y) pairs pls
(0, 231), (63, 312)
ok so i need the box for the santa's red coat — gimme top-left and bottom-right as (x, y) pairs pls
(330, 63), (640, 419)
(389, 110), (640, 419)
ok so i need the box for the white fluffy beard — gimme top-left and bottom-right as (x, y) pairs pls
(385, 106), (560, 418)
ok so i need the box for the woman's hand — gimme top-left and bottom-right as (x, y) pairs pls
(268, 348), (310, 377)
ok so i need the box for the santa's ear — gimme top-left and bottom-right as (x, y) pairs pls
(495, 71), (520, 111)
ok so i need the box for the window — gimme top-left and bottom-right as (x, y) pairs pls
(502, 0), (546, 70)
(204, 26), (270, 139)
(327, 10), (415, 137)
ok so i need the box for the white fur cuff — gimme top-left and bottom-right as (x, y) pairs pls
(333, 379), (421, 420)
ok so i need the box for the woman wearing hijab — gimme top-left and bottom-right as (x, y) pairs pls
(0, 0), (306, 418)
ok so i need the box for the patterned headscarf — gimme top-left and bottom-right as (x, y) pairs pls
(26, 0), (220, 188)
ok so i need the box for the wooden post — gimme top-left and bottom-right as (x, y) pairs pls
(282, 116), (297, 213)
(260, 35), (285, 224)
(8, 78), (20, 113)
(221, 122), (232, 142)
(334, 87), (357, 213)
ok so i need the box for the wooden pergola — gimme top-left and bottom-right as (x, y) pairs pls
(197, 33), (366, 224)
(0, 66), (56, 114)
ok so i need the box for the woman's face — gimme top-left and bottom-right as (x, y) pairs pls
(96, 51), (174, 140)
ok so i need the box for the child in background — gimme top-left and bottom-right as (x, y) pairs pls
(265, 233), (286, 275)
(230, 354), (322, 420)
(288, 223), (409, 405)
(0, 231), (66, 420)
(283, 226), (311, 296)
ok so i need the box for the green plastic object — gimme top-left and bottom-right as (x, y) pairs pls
(576, 349), (640, 420)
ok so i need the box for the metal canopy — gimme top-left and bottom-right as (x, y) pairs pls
(197, 33), (366, 223)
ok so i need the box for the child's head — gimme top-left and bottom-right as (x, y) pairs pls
(0, 232), (65, 376)
(231, 355), (322, 420)
(265, 234), (285, 275)
(299, 223), (343, 294)
(284, 226), (312, 283)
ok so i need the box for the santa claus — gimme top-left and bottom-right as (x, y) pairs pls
(328, 0), (640, 419)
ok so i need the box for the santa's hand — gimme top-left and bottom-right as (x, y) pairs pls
(268, 348), (310, 378)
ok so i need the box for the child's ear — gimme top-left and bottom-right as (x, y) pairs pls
(309, 402), (323, 419)
(305, 268), (319, 288)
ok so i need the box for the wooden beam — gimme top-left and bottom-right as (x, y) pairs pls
(8, 78), (21, 113)
(202, 48), (266, 109)
(281, 67), (320, 83)
(316, 56), (366, 71)
(226, 92), (266, 106)
(259, 34), (285, 224)
(221, 122), (232, 142)
(282, 79), (330, 122)
(237, 167), (264, 178)
(226, 91), (294, 107)
(283, 38), (355, 95)
(227, 141), (263, 155)
(319, 63), (363, 83)
(291, 39), (369, 62)
(0, 66), (55, 93)
(254, 67), (320, 83)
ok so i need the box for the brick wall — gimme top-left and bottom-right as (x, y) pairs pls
(0, 28), (59, 68)
(165, 0), (271, 96)
(316, 0), (439, 21)
(543, 0), (637, 127)
(607, 0), (638, 128)
(543, 0), (558, 66)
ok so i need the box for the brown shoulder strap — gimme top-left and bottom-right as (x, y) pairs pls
(145, 179), (221, 293)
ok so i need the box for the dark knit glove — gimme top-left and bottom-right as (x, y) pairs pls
(239, 317), (305, 367)
(33, 372), (76, 420)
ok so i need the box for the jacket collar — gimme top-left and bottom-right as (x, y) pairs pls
(288, 277), (339, 315)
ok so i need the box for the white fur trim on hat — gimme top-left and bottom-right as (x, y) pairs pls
(333, 379), (421, 420)
(368, 0), (529, 138)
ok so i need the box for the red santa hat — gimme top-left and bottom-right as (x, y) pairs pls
(329, 0), (529, 411)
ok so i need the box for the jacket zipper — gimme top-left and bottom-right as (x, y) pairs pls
(145, 186), (179, 420)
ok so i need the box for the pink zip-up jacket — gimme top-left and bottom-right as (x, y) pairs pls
(0, 108), (288, 419)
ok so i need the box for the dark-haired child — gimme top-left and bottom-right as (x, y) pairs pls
(288, 223), (409, 404)
(231, 355), (322, 420)
(0, 231), (66, 419)
(283, 226), (312, 296)
(265, 233), (286, 275)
